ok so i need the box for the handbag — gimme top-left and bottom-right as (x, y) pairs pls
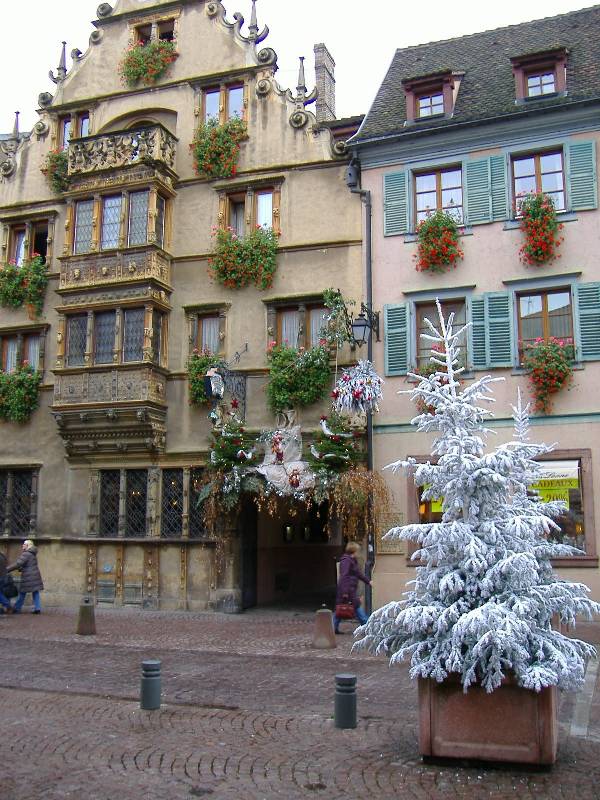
(335, 595), (355, 620)
(3, 575), (18, 599)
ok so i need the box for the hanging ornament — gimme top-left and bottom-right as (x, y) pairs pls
(332, 360), (384, 415)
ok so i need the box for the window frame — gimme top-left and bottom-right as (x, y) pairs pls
(416, 91), (445, 118)
(0, 326), (47, 376)
(402, 72), (461, 123)
(0, 467), (38, 537)
(267, 299), (328, 350)
(511, 49), (567, 102)
(219, 184), (280, 237)
(516, 286), (574, 363)
(201, 82), (247, 125)
(413, 165), (464, 225)
(511, 149), (566, 214)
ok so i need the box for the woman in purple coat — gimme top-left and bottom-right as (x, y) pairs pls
(332, 541), (371, 634)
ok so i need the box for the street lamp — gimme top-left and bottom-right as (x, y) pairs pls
(351, 303), (380, 347)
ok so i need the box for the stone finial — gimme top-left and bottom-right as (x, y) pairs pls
(297, 56), (307, 96)
(12, 111), (20, 139)
(286, 56), (318, 129)
(246, 0), (269, 44)
(49, 41), (68, 84)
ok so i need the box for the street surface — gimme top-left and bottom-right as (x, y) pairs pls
(1, 608), (599, 799)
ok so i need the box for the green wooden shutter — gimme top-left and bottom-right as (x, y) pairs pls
(384, 303), (409, 376)
(575, 282), (600, 361)
(567, 140), (598, 211)
(465, 159), (492, 224)
(469, 296), (487, 369)
(486, 292), (514, 368)
(383, 172), (408, 235)
(490, 155), (508, 221)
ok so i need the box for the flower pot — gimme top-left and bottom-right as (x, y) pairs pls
(418, 674), (558, 765)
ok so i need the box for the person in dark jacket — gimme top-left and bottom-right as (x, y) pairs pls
(8, 540), (44, 614)
(332, 541), (371, 634)
(0, 551), (13, 614)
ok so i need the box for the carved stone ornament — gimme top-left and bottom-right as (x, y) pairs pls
(38, 92), (54, 108)
(89, 30), (103, 45)
(68, 124), (176, 176)
(0, 157), (16, 178)
(332, 139), (348, 158)
(256, 78), (271, 97)
(206, 2), (219, 16)
(289, 110), (309, 129)
(33, 120), (49, 139)
(96, 2), (113, 17)
(257, 48), (277, 67)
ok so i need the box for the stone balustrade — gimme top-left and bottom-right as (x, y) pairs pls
(60, 247), (171, 290)
(68, 124), (177, 176)
(53, 366), (167, 407)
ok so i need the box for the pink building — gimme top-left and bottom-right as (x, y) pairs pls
(348, 6), (600, 604)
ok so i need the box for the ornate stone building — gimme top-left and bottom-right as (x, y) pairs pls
(0, 0), (363, 610)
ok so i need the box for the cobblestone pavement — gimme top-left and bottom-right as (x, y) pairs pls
(1, 608), (600, 799)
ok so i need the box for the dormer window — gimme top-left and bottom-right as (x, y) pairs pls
(402, 71), (463, 123)
(130, 13), (179, 48)
(511, 49), (567, 102)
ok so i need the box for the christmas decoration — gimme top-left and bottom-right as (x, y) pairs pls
(308, 415), (356, 475)
(355, 301), (599, 694)
(331, 360), (383, 416)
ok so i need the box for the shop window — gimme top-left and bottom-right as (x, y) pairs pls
(513, 151), (565, 212)
(533, 460), (586, 550)
(0, 469), (36, 536)
(517, 288), (573, 362)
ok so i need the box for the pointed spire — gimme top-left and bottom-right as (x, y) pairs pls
(248, 0), (258, 38)
(296, 56), (307, 96)
(58, 41), (67, 81)
(12, 111), (20, 139)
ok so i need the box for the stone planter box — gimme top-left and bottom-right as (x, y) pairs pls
(418, 675), (558, 765)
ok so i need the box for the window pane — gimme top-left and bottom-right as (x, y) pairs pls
(514, 176), (537, 196)
(99, 470), (120, 537)
(189, 467), (207, 539)
(230, 200), (245, 238)
(101, 195), (122, 250)
(547, 292), (573, 341)
(94, 310), (116, 364)
(540, 152), (563, 173)
(33, 224), (48, 264)
(546, 191), (565, 211)
(13, 231), (26, 266)
(161, 469), (183, 538)
(151, 310), (163, 364)
(513, 157), (535, 178)
(528, 82), (542, 97)
(280, 310), (299, 348)
(256, 192), (273, 229)
(309, 306), (327, 348)
(441, 169), (461, 189)
(519, 295), (543, 343)
(61, 118), (71, 149)
(416, 191), (437, 212)
(415, 173), (436, 193)
(74, 200), (94, 254)
(67, 315), (88, 366)
(540, 172), (563, 193)
(25, 336), (40, 371)
(125, 469), (147, 538)
(201, 315), (220, 354)
(442, 188), (463, 208)
(228, 86), (244, 119)
(155, 195), (166, 249)
(10, 471), (33, 536)
(205, 90), (220, 122)
(79, 114), (90, 138)
(128, 190), (149, 246)
(4, 338), (17, 373)
(533, 461), (585, 551)
(123, 308), (144, 362)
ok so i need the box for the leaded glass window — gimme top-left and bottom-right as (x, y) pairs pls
(10, 471), (33, 536)
(67, 315), (88, 366)
(151, 310), (163, 364)
(125, 470), (147, 537)
(155, 195), (166, 249)
(128, 190), (149, 246)
(161, 469), (183, 538)
(99, 470), (120, 537)
(123, 308), (144, 362)
(94, 311), (116, 364)
(189, 468), (207, 539)
(74, 199), (94, 254)
(101, 195), (122, 250)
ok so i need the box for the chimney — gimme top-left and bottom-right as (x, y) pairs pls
(313, 43), (335, 122)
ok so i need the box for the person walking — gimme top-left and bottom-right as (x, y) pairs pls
(332, 541), (371, 634)
(0, 551), (14, 614)
(8, 540), (44, 614)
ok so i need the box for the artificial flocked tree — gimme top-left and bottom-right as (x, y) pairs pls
(354, 302), (599, 693)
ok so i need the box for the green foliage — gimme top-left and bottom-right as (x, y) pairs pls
(0, 366), (42, 423)
(266, 343), (331, 413)
(209, 225), (278, 290)
(208, 415), (255, 472)
(119, 40), (179, 87)
(188, 350), (222, 405)
(41, 149), (70, 194)
(191, 117), (247, 179)
(523, 337), (574, 414)
(308, 413), (358, 475)
(414, 210), (464, 273)
(322, 288), (355, 347)
(0, 255), (48, 317)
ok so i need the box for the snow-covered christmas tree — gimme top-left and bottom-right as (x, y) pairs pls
(354, 301), (599, 693)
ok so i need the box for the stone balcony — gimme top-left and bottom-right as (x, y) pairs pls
(68, 124), (177, 177)
(53, 365), (167, 408)
(59, 246), (171, 291)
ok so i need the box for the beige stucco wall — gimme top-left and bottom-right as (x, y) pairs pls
(0, 0), (363, 609)
(364, 131), (600, 605)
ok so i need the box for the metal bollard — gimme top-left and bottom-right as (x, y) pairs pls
(334, 673), (357, 729)
(75, 595), (96, 636)
(140, 660), (162, 710)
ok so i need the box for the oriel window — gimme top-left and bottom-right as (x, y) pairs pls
(74, 199), (94, 254)
(101, 195), (123, 250)
(127, 190), (149, 246)
(66, 315), (88, 367)
(122, 308), (145, 362)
